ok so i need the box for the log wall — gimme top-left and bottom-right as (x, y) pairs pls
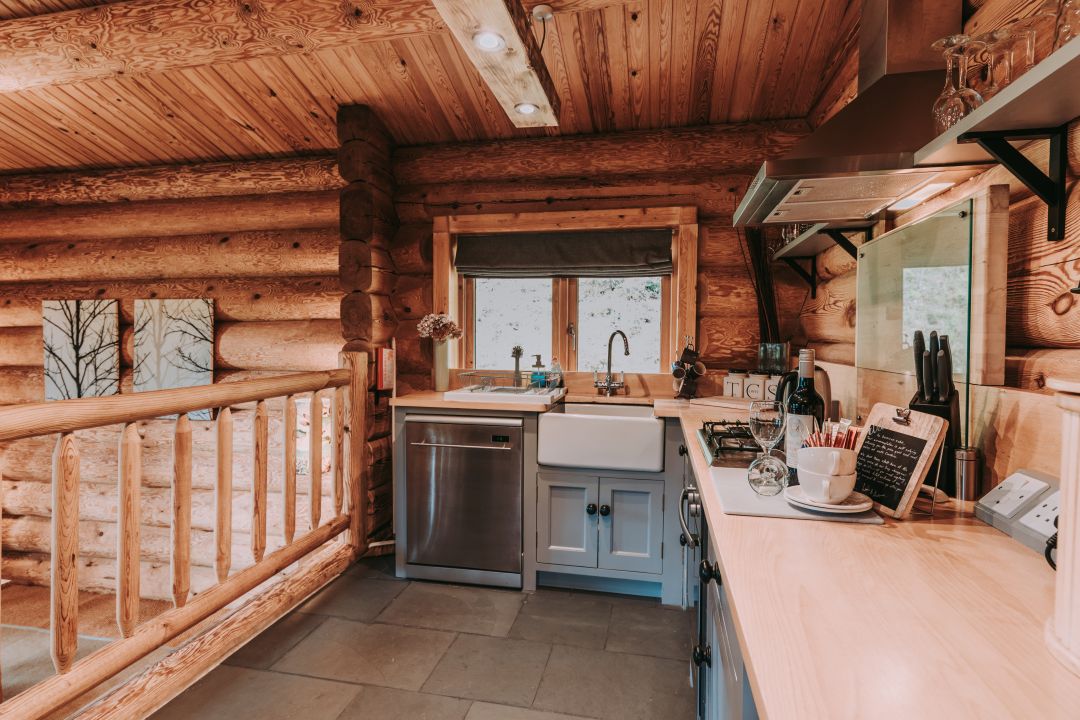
(387, 120), (811, 389)
(0, 156), (347, 597)
(336, 105), (399, 546)
(797, 0), (1080, 487)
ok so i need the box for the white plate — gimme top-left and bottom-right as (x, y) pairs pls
(784, 486), (874, 514)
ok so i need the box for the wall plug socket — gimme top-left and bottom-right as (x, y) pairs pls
(1018, 490), (1061, 539)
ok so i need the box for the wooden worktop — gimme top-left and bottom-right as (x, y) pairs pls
(675, 404), (1080, 719)
(388, 391), (561, 413)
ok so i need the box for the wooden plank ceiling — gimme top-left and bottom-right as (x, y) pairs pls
(0, 0), (855, 173)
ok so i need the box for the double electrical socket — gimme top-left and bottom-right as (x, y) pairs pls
(975, 469), (1059, 554)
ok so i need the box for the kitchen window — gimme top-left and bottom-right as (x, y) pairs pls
(432, 206), (698, 375)
(467, 276), (664, 372)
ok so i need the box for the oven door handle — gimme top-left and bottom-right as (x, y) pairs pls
(678, 487), (698, 548)
(409, 441), (513, 451)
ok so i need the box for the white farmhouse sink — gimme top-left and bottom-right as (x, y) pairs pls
(538, 403), (664, 472)
(442, 385), (567, 405)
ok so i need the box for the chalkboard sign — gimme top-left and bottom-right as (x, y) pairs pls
(854, 403), (948, 519)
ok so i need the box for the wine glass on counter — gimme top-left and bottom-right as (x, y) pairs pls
(747, 400), (787, 497)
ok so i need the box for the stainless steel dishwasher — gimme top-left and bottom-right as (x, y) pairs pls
(404, 415), (523, 588)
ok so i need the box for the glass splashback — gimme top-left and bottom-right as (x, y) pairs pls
(855, 199), (973, 443)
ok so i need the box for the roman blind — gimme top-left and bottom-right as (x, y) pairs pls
(454, 229), (673, 278)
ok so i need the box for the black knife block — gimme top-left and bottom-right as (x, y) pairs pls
(909, 390), (962, 496)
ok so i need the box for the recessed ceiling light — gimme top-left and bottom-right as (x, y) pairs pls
(472, 31), (506, 52)
(515, 102), (539, 115)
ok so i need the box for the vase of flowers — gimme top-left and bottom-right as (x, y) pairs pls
(417, 313), (462, 392)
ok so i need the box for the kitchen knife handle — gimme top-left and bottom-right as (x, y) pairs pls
(913, 331), (925, 397)
(937, 350), (949, 403)
(922, 351), (934, 403)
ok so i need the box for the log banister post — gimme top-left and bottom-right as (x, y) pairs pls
(339, 351), (369, 554)
(51, 432), (80, 674)
(117, 423), (141, 637)
(332, 387), (345, 516)
(215, 407), (233, 583)
(252, 400), (268, 563)
(172, 415), (192, 608)
(283, 396), (297, 545)
(309, 391), (323, 530)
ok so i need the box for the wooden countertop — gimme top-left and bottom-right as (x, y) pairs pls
(389, 391), (558, 413)
(675, 405), (1080, 719)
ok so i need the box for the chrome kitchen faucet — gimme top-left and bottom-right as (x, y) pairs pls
(594, 329), (630, 396)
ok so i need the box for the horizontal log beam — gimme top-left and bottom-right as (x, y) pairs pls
(1, 480), (333, 533)
(0, 326), (41, 365)
(0, 1), (447, 93)
(0, 366), (43, 405)
(0, 156), (341, 208)
(0, 277), (340, 323)
(215, 320), (343, 371)
(392, 120), (808, 185)
(0, 229), (338, 282)
(0, 191), (338, 242)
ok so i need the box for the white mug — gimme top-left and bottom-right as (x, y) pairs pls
(799, 470), (857, 504)
(797, 447), (856, 476)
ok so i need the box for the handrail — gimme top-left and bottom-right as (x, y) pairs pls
(0, 368), (350, 442)
(0, 353), (370, 717)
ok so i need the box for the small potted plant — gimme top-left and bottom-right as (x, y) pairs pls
(417, 313), (462, 392)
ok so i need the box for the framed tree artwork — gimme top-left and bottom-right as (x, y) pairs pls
(43, 299), (120, 400)
(134, 299), (214, 418)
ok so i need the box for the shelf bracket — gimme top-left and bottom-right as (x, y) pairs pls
(821, 228), (867, 259)
(959, 124), (1068, 241)
(782, 257), (816, 299)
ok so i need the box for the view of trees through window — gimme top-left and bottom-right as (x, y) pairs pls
(474, 278), (552, 371)
(472, 277), (662, 373)
(578, 277), (661, 373)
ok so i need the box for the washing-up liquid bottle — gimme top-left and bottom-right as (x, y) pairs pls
(530, 354), (546, 388)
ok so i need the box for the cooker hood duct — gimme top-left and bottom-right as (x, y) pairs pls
(734, 0), (982, 227)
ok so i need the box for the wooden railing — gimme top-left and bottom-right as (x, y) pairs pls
(0, 351), (369, 719)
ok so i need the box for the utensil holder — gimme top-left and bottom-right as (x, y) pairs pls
(909, 390), (962, 496)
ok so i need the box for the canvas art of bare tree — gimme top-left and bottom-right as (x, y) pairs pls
(42, 299), (120, 400)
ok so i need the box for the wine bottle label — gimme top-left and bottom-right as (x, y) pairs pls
(785, 414), (815, 469)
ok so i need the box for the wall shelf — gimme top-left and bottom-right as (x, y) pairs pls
(914, 37), (1080, 167)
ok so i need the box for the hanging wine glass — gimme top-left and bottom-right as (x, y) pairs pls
(1058, 0), (1080, 49)
(930, 34), (970, 135)
(956, 37), (986, 112)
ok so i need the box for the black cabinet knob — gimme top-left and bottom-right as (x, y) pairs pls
(599, 504), (611, 517)
(699, 560), (721, 585)
(586, 503), (597, 516)
(678, 444), (688, 457)
(692, 644), (712, 668)
(679, 532), (699, 547)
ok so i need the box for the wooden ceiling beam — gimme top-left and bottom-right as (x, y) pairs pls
(431, 0), (561, 128)
(0, 0), (448, 93)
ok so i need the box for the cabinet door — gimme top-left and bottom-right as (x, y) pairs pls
(597, 477), (664, 574)
(537, 472), (598, 568)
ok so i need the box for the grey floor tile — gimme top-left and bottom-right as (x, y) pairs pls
(336, 685), (471, 720)
(377, 582), (524, 637)
(152, 665), (359, 720)
(604, 603), (692, 660)
(1, 626), (109, 698)
(509, 590), (611, 650)
(533, 645), (694, 720)
(466, 703), (593, 720)
(422, 634), (551, 707)
(273, 617), (454, 690)
(298, 575), (408, 622)
(226, 611), (326, 670)
(347, 554), (400, 580)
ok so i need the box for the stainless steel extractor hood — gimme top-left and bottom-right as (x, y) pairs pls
(733, 0), (984, 227)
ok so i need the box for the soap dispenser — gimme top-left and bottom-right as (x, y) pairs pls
(530, 354), (546, 388)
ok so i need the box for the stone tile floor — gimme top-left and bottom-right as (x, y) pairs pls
(154, 556), (696, 720)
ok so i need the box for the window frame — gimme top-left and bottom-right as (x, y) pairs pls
(432, 206), (698, 375)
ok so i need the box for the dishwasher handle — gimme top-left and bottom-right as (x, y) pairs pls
(409, 440), (514, 452)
